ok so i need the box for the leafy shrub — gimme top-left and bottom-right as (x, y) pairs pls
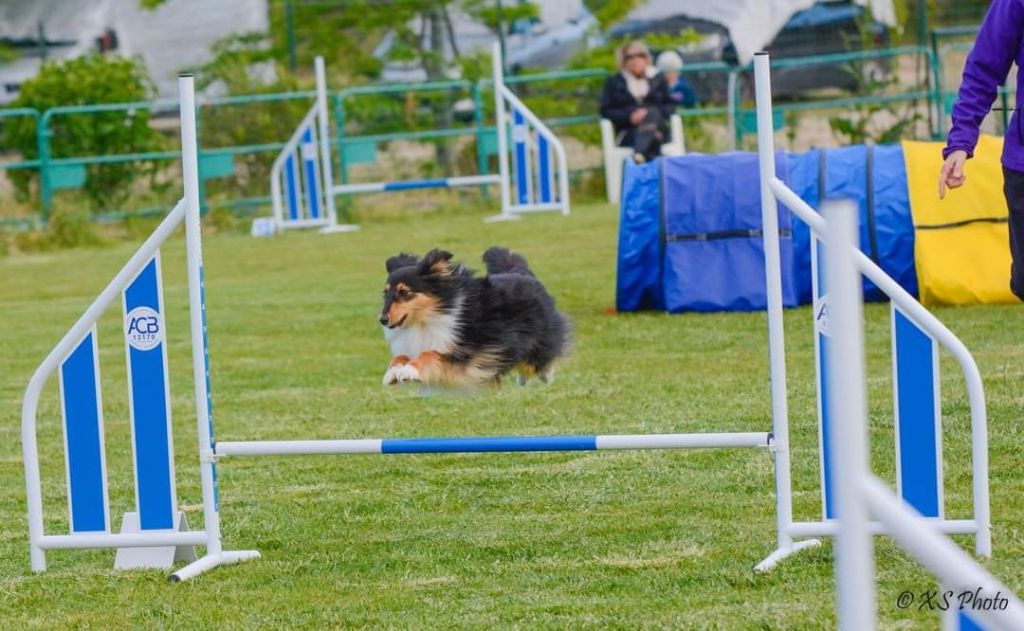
(2, 54), (163, 212)
(827, 63), (925, 145)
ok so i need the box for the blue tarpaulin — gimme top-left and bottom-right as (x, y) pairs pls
(660, 151), (797, 312)
(616, 144), (918, 313)
(616, 159), (664, 311)
(785, 145), (917, 303)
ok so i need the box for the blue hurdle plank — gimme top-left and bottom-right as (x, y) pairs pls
(954, 609), (986, 630)
(943, 593), (987, 630)
(811, 235), (837, 519)
(123, 254), (177, 531)
(284, 153), (300, 221)
(59, 327), (109, 533)
(959, 612), (985, 630)
(512, 109), (530, 205)
(300, 127), (321, 220)
(382, 435), (597, 454)
(537, 135), (552, 203)
(384, 178), (448, 191)
(892, 305), (943, 518)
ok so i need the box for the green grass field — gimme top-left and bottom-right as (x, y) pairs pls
(1, 202), (1022, 629)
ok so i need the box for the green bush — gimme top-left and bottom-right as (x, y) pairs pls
(2, 54), (163, 212)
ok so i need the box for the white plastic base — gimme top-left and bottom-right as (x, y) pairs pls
(169, 550), (261, 582)
(319, 223), (360, 234)
(753, 539), (822, 573)
(114, 511), (197, 570)
(483, 213), (522, 223)
(251, 217), (277, 238)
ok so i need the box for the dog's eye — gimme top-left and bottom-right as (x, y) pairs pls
(397, 288), (411, 298)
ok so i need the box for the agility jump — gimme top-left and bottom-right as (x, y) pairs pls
(19, 53), (1024, 628)
(269, 42), (570, 233)
(755, 52), (1021, 629)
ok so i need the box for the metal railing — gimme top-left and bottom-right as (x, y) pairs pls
(0, 42), (989, 223)
(733, 46), (939, 145)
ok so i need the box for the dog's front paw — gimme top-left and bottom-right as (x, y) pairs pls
(382, 366), (402, 385)
(392, 364), (422, 384)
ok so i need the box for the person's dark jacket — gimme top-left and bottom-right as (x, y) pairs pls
(599, 72), (676, 145)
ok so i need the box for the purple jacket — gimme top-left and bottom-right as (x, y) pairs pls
(945, 0), (1024, 171)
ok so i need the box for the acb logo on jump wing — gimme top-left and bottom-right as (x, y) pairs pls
(125, 306), (163, 351)
(813, 294), (831, 338)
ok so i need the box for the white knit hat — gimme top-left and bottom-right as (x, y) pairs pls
(656, 50), (684, 72)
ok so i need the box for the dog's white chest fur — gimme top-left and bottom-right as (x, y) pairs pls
(383, 305), (461, 358)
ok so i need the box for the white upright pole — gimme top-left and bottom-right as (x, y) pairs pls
(171, 75), (260, 582)
(824, 198), (876, 629)
(315, 57), (337, 225)
(753, 51), (810, 571)
(491, 41), (513, 220)
(23, 389), (46, 572)
(315, 56), (359, 234)
(178, 73), (224, 563)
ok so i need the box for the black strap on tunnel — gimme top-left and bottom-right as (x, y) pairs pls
(818, 148), (826, 207)
(916, 216), (1008, 231)
(865, 145), (880, 264)
(818, 146), (880, 263)
(666, 228), (792, 242)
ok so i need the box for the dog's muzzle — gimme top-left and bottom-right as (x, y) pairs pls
(380, 314), (407, 329)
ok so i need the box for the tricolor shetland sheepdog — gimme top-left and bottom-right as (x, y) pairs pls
(379, 247), (570, 387)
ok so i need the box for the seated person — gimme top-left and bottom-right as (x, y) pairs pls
(600, 41), (676, 162)
(656, 50), (698, 109)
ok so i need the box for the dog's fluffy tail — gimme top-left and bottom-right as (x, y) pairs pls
(483, 246), (534, 277)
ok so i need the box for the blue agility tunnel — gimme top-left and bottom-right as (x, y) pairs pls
(617, 151), (798, 313)
(786, 145), (918, 304)
(616, 145), (918, 313)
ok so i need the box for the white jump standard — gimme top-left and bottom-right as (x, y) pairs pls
(269, 42), (569, 233)
(756, 52), (1021, 629)
(22, 75), (259, 580)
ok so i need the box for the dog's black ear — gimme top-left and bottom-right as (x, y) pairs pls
(386, 253), (419, 273)
(418, 248), (454, 276)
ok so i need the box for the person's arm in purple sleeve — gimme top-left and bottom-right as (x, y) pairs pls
(941, 0), (1023, 197)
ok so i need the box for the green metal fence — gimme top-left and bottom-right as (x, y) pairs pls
(0, 108), (41, 227)
(930, 26), (1017, 136)
(733, 46), (939, 147)
(0, 41), (998, 224)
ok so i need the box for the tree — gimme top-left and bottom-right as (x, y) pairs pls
(3, 54), (162, 211)
(256, 1), (539, 173)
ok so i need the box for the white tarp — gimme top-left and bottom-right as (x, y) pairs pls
(626, 0), (896, 64)
(0, 0), (268, 99)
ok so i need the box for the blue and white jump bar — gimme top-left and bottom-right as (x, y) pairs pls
(486, 41), (570, 222)
(216, 432), (770, 457)
(270, 42), (569, 233)
(270, 57), (358, 235)
(335, 174), (500, 195)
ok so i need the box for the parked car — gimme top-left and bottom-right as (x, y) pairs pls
(503, 7), (599, 74)
(608, 0), (891, 103)
(375, 2), (598, 83)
